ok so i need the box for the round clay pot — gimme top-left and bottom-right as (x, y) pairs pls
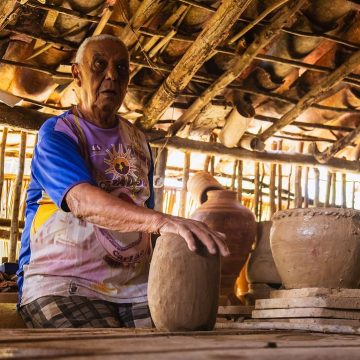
(246, 221), (282, 285)
(148, 234), (220, 331)
(270, 208), (360, 289)
(187, 171), (223, 204)
(191, 190), (256, 298)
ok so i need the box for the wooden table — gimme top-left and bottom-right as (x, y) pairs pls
(1, 328), (360, 359)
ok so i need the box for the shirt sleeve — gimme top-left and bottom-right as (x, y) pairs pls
(145, 143), (155, 209)
(31, 129), (96, 211)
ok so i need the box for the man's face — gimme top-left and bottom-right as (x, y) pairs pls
(73, 39), (130, 117)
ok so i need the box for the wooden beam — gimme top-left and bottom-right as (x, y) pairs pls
(153, 147), (168, 212)
(0, 0), (17, 29)
(169, 0), (307, 136)
(259, 50), (360, 142)
(138, 0), (252, 129)
(179, 152), (190, 217)
(149, 136), (360, 174)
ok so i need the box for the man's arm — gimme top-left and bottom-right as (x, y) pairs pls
(65, 183), (230, 257)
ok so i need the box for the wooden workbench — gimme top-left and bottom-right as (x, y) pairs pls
(1, 328), (360, 359)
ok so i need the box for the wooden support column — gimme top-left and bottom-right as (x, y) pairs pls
(260, 50), (360, 142)
(277, 140), (283, 211)
(269, 142), (277, 216)
(179, 152), (190, 218)
(304, 166), (310, 208)
(294, 142), (304, 208)
(325, 171), (332, 207)
(342, 173), (347, 208)
(237, 160), (243, 203)
(169, 0), (307, 136)
(138, 0), (252, 129)
(9, 131), (26, 262)
(254, 162), (260, 221)
(314, 168), (320, 207)
(230, 161), (238, 191)
(259, 164), (265, 221)
(352, 182), (356, 209)
(0, 128), (8, 207)
(331, 172), (337, 207)
(153, 148), (168, 212)
(203, 156), (211, 172)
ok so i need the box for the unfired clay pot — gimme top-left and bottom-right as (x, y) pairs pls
(187, 171), (223, 204)
(270, 208), (360, 289)
(148, 234), (220, 331)
(191, 190), (256, 298)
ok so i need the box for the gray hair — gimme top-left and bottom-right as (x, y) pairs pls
(74, 34), (127, 64)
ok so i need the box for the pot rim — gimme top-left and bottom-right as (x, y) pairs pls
(271, 207), (360, 221)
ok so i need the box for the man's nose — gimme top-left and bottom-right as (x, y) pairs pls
(105, 64), (118, 81)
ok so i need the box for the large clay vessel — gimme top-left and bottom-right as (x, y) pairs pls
(191, 190), (256, 300)
(148, 234), (220, 331)
(270, 208), (360, 289)
(187, 171), (223, 204)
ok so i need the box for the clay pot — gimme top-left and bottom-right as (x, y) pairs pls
(187, 171), (223, 204)
(191, 190), (256, 299)
(270, 208), (360, 289)
(247, 221), (282, 285)
(148, 234), (220, 331)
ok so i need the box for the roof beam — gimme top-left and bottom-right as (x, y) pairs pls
(137, 0), (253, 130)
(169, 0), (308, 136)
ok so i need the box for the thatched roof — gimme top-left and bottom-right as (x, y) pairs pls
(0, 0), (360, 171)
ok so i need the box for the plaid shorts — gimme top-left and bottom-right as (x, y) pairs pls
(19, 296), (153, 329)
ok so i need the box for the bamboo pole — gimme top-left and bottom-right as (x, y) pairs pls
(0, 128), (8, 209)
(138, 0), (252, 129)
(179, 152), (190, 218)
(259, 50), (360, 142)
(254, 162), (260, 221)
(314, 168), (320, 207)
(9, 131), (26, 262)
(277, 140), (283, 210)
(269, 142), (277, 216)
(325, 171), (332, 207)
(169, 0), (307, 136)
(331, 172), (337, 207)
(230, 161), (238, 191)
(237, 160), (243, 203)
(342, 173), (347, 208)
(153, 148), (168, 212)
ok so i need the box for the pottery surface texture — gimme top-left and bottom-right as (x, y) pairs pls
(187, 171), (223, 204)
(247, 221), (282, 285)
(191, 190), (256, 296)
(148, 234), (220, 332)
(270, 208), (360, 289)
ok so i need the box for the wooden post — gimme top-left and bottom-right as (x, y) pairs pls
(269, 142), (277, 216)
(230, 160), (238, 191)
(325, 171), (332, 207)
(203, 155), (211, 172)
(179, 152), (190, 217)
(0, 128), (8, 208)
(9, 131), (26, 262)
(153, 148), (168, 212)
(342, 173), (347, 208)
(304, 166), (309, 208)
(237, 160), (243, 203)
(314, 168), (320, 207)
(352, 182), (356, 209)
(331, 172), (337, 207)
(210, 156), (215, 176)
(259, 164), (265, 221)
(277, 140), (283, 211)
(254, 162), (260, 221)
(287, 166), (292, 209)
(294, 142), (304, 208)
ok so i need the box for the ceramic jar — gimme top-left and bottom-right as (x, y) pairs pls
(270, 208), (360, 289)
(187, 171), (223, 204)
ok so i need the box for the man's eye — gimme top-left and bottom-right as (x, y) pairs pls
(94, 60), (106, 70)
(117, 64), (128, 72)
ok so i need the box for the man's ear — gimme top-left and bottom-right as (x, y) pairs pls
(72, 63), (81, 86)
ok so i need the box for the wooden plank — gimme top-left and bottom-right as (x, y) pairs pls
(0, 292), (17, 303)
(218, 306), (254, 315)
(271, 288), (360, 299)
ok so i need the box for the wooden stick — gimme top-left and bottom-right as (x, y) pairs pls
(149, 135), (360, 174)
(237, 160), (243, 203)
(304, 166), (309, 208)
(259, 164), (265, 221)
(230, 161), (238, 191)
(254, 162), (260, 221)
(277, 140), (283, 210)
(210, 156), (215, 176)
(0, 128), (8, 210)
(325, 171), (332, 207)
(294, 142), (303, 208)
(269, 142), (277, 216)
(342, 173), (347, 208)
(352, 182), (356, 209)
(203, 156), (211, 172)
(138, 0), (252, 129)
(153, 147), (168, 212)
(9, 131), (26, 262)
(331, 172), (337, 207)
(314, 168), (320, 207)
(179, 152), (190, 217)
(169, 0), (307, 136)
(0, 0), (17, 29)
(259, 50), (360, 142)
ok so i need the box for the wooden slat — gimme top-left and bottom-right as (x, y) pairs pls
(154, 148), (168, 212)
(0, 128), (8, 207)
(179, 152), (190, 217)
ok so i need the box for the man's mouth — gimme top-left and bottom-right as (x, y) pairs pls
(101, 89), (117, 96)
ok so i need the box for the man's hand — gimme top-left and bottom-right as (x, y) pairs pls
(158, 216), (230, 257)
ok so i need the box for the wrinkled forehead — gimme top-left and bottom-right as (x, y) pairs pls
(84, 39), (129, 62)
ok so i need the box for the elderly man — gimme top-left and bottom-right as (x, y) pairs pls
(17, 34), (229, 328)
